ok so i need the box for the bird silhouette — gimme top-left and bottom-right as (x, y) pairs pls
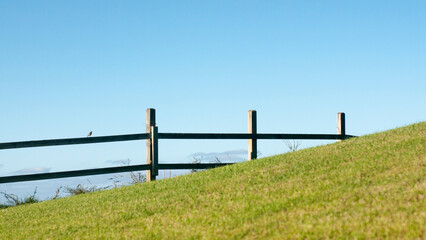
(87, 131), (92, 137)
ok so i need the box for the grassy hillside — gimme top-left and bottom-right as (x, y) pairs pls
(0, 122), (425, 239)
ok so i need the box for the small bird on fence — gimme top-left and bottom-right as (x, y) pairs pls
(87, 131), (93, 137)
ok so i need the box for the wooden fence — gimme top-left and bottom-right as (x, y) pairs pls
(0, 109), (354, 184)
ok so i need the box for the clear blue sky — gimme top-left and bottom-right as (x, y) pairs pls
(0, 1), (425, 198)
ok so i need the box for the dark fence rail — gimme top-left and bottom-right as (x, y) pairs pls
(158, 163), (234, 170)
(0, 109), (354, 184)
(0, 164), (151, 184)
(158, 133), (355, 140)
(0, 133), (149, 150)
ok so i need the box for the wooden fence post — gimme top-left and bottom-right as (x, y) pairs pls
(146, 108), (158, 181)
(248, 110), (257, 160)
(337, 112), (346, 141)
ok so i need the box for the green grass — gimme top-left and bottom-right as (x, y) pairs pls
(1, 122), (425, 239)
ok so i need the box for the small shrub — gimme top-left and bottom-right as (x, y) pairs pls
(108, 159), (146, 186)
(50, 187), (62, 200)
(64, 184), (109, 196)
(0, 188), (40, 208)
(191, 155), (202, 173)
(129, 170), (146, 184)
(283, 139), (301, 152)
(191, 155), (223, 173)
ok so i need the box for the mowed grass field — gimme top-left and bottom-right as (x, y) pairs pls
(0, 122), (425, 239)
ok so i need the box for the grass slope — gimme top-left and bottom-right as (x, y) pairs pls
(1, 122), (425, 239)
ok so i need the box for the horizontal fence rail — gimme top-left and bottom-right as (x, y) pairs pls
(158, 163), (234, 170)
(0, 164), (151, 184)
(0, 163), (235, 184)
(0, 133), (149, 150)
(0, 163), (234, 183)
(0, 109), (355, 184)
(158, 133), (355, 140)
